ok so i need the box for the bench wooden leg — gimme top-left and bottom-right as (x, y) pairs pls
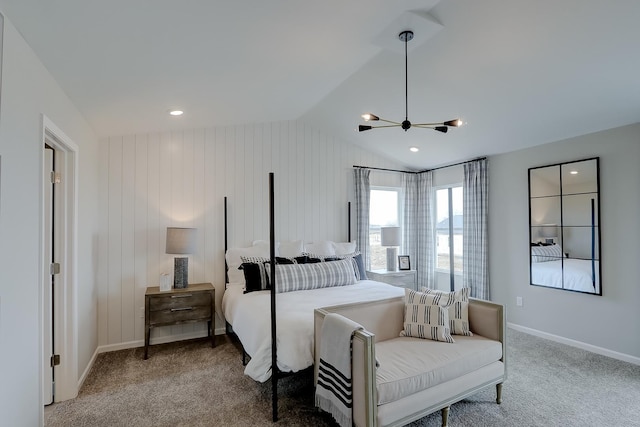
(441, 406), (450, 427)
(496, 383), (503, 404)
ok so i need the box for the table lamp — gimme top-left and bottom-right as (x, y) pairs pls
(381, 226), (400, 271)
(166, 227), (197, 289)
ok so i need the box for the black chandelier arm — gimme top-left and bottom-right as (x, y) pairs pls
(367, 124), (402, 129)
(413, 124), (448, 133)
(376, 117), (402, 125)
(359, 124), (403, 132)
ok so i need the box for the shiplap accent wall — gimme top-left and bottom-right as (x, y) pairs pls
(97, 120), (404, 347)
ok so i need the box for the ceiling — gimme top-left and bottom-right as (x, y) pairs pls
(1, 0), (639, 169)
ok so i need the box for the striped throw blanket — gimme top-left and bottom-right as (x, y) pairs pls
(315, 313), (363, 427)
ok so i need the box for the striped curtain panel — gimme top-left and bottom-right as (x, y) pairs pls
(354, 168), (371, 270)
(403, 171), (435, 289)
(463, 159), (489, 300)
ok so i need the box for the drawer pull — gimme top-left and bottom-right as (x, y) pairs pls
(171, 294), (193, 298)
(170, 307), (194, 312)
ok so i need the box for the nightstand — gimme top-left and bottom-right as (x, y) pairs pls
(144, 282), (215, 359)
(366, 269), (417, 290)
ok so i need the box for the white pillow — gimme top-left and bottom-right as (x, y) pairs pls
(303, 241), (336, 256)
(332, 241), (357, 255)
(400, 288), (454, 343)
(278, 240), (304, 257)
(226, 243), (270, 285)
(420, 287), (473, 336)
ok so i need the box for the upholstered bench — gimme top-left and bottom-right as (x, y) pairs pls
(314, 295), (505, 427)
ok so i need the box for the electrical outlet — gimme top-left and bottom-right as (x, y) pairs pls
(516, 297), (523, 307)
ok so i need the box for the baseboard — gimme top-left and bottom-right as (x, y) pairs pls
(97, 327), (227, 354)
(508, 322), (640, 366)
(78, 347), (100, 390)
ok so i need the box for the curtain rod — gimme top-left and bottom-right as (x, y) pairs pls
(353, 156), (487, 175)
(418, 156), (487, 173)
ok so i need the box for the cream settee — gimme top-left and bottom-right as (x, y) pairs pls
(314, 296), (506, 427)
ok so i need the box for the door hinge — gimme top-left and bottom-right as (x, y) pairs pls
(50, 171), (62, 184)
(50, 263), (61, 275)
(50, 354), (60, 367)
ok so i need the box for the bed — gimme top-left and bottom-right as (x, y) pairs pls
(221, 174), (405, 421)
(531, 258), (599, 293)
(223, 279), (403, 382)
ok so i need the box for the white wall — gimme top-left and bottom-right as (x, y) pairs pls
(0, 15), (100, 424)
(490, 123), (640, 360)
(98, 123), (405, 347)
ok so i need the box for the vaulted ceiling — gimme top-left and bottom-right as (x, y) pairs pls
(2, 0), (639, 169)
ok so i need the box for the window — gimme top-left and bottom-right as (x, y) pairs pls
(369, 188), (401, 271)
(435, 186), (463, 280)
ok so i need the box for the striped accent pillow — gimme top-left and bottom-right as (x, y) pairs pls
(400, 289), (454, 343)
(270, 258), (357, 293)
(301, 251), (367, 280)
(421, 287), (473, 336)
(531, 244), (563, 262)
(240, 256), (297, 292)
(240, 256), (270, 291)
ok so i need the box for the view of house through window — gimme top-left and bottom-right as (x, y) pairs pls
(436, 186), (463, 275)
(369, 188), (401, 271)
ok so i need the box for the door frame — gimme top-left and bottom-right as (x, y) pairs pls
(40, 115), (79, 406)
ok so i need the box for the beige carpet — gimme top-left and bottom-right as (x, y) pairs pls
(45, 329), (640, 426)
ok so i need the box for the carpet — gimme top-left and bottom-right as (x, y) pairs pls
(45, 328), (640, 426)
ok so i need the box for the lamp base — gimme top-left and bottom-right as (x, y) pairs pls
(174, 257), (189, 289)
(386, 247), (398, 272)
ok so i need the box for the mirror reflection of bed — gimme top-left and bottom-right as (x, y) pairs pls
(529, 158), (601, 295)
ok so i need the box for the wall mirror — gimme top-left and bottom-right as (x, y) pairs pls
(528, 157), (601, 295)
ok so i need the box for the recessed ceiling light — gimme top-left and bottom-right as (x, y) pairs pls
(169, 110), (184, 116)
(409, 147), (419, 152)
(570, 170), (578, 175)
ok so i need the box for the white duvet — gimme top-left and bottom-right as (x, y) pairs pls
(222, 280), (404, 382)
(532, 258), (599, 293)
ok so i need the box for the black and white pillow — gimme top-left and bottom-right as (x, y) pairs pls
(239, 256), (270, 292)
(240, 256), (299, 292)
(531, 244), (563, 262)
(269, 258), (356, 293)
(400, 289), (454, 343)
(420, 287), (472, 336)
(302, 251), (368, 280)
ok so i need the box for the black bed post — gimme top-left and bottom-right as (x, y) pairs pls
(348, 201), (352, 242)
(269, 173), (278, 422)
(224, 196), (229, 285)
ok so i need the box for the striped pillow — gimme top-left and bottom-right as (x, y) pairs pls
(240, 256), (297, 292)
(301, 251), (367, 280)
(531, 244), (563, 262)
(269, 258), (357, 293)
(421, 287), (473, 336)
(401, 289), (454, 343)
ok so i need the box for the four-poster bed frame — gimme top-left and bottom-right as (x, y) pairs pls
(224, 173), (352, 422)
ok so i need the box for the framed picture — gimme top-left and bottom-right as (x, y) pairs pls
(398, 255), (410, 270)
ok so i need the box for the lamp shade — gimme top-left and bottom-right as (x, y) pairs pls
(166, 227), (197, 254)
(380, 226), (400, 247)
(540, 224), (557, 238)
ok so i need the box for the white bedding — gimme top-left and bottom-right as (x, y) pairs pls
(222, 280), (404, 382)
(532, 258), (599, 293)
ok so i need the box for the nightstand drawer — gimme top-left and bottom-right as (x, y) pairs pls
(149, 305), (212, 325)
(149, 292), (210, 311)
(367, 269), (417, 290)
